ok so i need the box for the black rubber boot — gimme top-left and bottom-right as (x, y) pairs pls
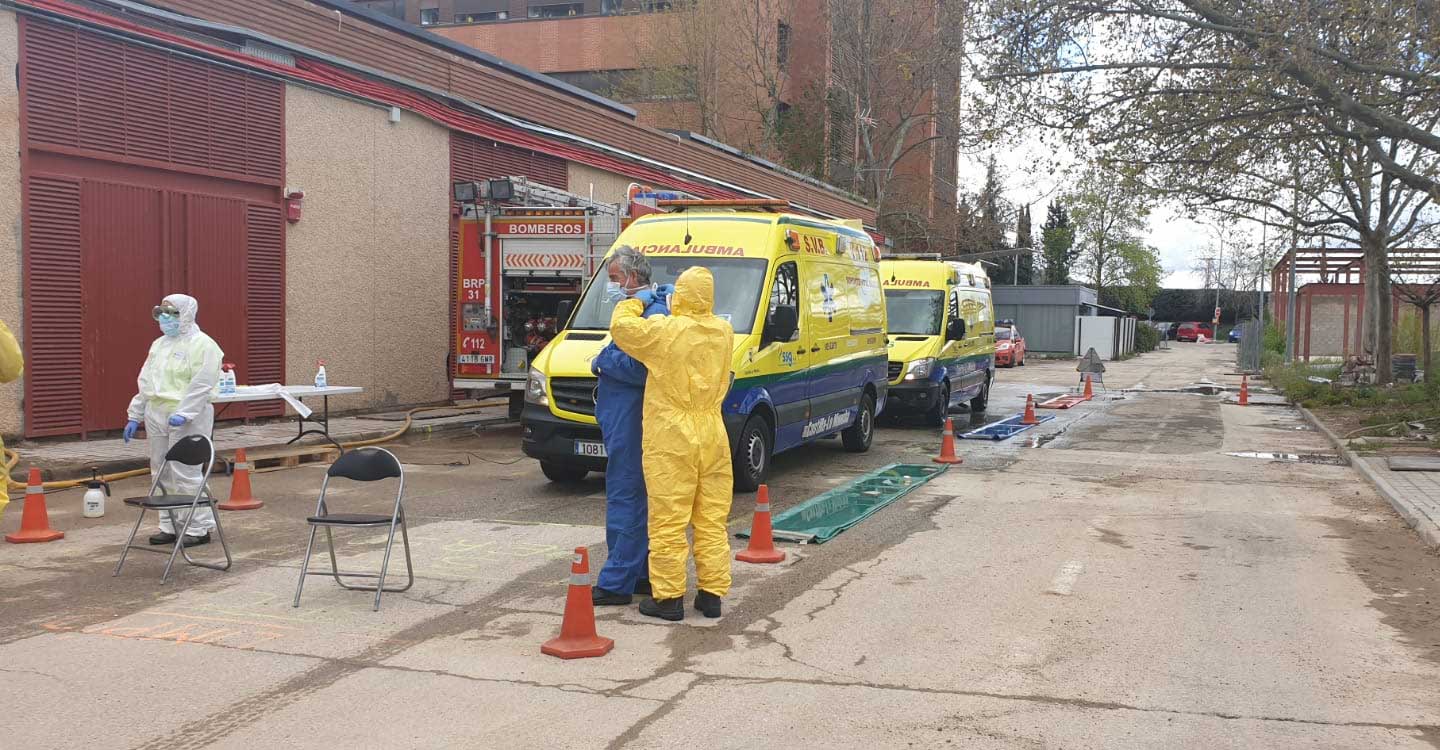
(149, 532), (177, 545)
(639, 596), (684, 622)
(181, 533), (211, 548)
(592, 587), (633, 606)
(694, 590), (722, 618)
(634, 578), (652, 596)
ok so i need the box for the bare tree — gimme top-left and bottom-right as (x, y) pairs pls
(974, 0), (1440, 381)
(1391, 252), (1440, 384)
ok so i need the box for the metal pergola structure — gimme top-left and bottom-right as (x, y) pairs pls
(1269, 246), (1440, 361)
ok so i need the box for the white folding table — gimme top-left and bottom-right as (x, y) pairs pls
(213, 385), (364, 451)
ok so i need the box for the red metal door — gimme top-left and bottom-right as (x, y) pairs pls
(183, 193), (247, 392)
(80, 180), (166, 433)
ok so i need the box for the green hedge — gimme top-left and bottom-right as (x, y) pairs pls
(1135, 324), (1160, 353)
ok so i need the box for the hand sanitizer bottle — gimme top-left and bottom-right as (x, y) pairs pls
(314, 359), (328, 389)
(219, 363), (237, 395)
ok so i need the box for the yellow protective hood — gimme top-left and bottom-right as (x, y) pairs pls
(671, 266), (715, 318)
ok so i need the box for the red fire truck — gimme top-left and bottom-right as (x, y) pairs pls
(452, 177), (623, 415)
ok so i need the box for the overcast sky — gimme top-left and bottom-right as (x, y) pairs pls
(959, 139), (1213, 288)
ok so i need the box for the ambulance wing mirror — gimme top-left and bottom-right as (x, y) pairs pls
(556, 299), (575, 329)
(763, 305), (799, 346)
(946, 318), (966, 341)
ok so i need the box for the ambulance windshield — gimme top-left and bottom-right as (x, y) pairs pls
(569, 257), (770, 334)
(884, 290), (945, 335)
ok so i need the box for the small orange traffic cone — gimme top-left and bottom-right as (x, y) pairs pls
(737, 485), (786, 564)
(218, 448), (263, 511)
(933, 417), (963, 465)
(541, 547), (614, 660)
(1082, 374), (1094, 400)
(1239, 374), (1250, 406)
(6, 468), (63, 544)
(1022, 395), (1038, 425)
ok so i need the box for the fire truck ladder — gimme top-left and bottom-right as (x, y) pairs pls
(502, 176), (621, 275)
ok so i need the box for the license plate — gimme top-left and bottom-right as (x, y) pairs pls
(574, 441), (607, 458)
(458, 354), (495, 365)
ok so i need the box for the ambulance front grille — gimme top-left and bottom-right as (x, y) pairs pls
(887, 361), (904, 381)
(550, 377), (598, 416)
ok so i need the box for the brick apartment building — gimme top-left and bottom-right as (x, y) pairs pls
(352, 0), (963, 248)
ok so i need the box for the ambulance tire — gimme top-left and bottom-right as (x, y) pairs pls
(733, 415), (772, 492)
(540, 461), (588, 484)
(841, 393), (876, 453)
(925, 383), (950, 427)
(970, 372), (991, 412)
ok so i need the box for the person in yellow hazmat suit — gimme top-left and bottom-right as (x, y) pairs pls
(123, 294), (223, 547)
(0, 319), (23, 515)
(609, 266), (734, 621)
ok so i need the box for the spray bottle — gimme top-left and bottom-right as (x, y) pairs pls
(314, 359), (328, 389)
(219, 362), (237, 395)
(82, 468), (110, 518)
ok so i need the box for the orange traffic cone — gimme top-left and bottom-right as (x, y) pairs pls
(1022, 395), (1038, 425)
(933, 417), (963, 465)
(541, 547), (614, 660)
(1082, 374), (1094, 400)
(1239, 374), (1250, 406)
(6, 468), (63, 544)
(737, 485), (786, 564)
(218, 448), (263, 511)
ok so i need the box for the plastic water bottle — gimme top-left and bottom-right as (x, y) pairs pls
(219, 363), (237, 395)
(314, 359), (328, 389)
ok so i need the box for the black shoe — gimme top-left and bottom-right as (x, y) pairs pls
(592, 587), (632, 606)
(694, 590), (722, 618)
(634, 579), (652, 596)
(148, 532), (177, 545)
(181, 533), (211, 548)
(639, 596), (684, 621)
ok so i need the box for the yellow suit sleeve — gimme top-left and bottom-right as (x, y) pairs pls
(609, 298), (679, 368)
(0, 320), (22, 384)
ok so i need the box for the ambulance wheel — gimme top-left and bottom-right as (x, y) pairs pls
(540, 461), (588, 484)
(733, 415), (772, 492)
(842, 393), (875, 453)
(925, 384), (950, 427)
(970, 373), (991, 413)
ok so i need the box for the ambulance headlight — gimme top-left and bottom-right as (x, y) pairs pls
(903, 358), (936, 381)
(525, 368), (549, 406)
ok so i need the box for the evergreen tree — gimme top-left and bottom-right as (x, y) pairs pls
(1040, 200), (1077, 284)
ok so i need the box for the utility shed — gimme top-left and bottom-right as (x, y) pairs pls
(993, 285), (1100, 355)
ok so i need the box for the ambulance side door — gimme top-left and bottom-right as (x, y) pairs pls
(751, 259), (811, 451)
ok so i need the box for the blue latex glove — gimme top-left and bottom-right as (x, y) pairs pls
(632, 288), (656, 306)
(168, 414), (188, 427)
(123, 420), (139, 443)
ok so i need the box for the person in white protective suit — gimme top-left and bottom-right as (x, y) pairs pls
(123, 294), (223, 547)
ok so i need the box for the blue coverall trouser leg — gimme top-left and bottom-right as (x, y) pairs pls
(595, 380), (648, 594)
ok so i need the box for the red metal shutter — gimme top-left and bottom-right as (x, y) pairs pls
(450, 132), (569, 190)
(245, 203), (286, 417)
(23, 176), (84, 437)
(21, 18), (285, 185)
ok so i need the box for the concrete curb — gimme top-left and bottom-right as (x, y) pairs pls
(1299, 405), (1440, 550)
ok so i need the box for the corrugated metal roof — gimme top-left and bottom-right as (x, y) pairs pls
(125, 0), (875, 221)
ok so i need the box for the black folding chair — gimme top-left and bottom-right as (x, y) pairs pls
(293, 447), (413, 611)
(114, 435), (232, 583)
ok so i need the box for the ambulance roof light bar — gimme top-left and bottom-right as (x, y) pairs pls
(656, 198), (792, 212)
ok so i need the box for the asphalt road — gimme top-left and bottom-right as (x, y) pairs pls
(3, 343), (1439, 748)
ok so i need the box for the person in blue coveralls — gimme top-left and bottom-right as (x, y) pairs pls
(590, 245), (671, 605)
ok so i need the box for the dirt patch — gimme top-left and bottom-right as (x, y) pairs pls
(1321, 494), (1440, 668)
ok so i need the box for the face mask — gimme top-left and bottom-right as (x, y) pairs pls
(158, 314), (181, 337)
(604, 280), (650, 301)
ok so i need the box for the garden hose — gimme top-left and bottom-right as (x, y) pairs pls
(3, 399), (508, 492)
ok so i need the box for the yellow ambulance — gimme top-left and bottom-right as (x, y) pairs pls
(521, 201), (889, 490)
(880, 256), (996, 425)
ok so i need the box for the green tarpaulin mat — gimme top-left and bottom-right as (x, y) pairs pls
(738, 463), (949, 544)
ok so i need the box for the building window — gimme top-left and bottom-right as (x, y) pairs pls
(529, 2), (584, 17)
(777, 21), (791, 71)
(640, 0), (674, 11)
(458, 11), (507, 21)
(419, 7), (440, 24)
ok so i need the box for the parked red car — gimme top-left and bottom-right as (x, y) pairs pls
(1176, 322), (1214, 342)
(995, 324), (1026, 367)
